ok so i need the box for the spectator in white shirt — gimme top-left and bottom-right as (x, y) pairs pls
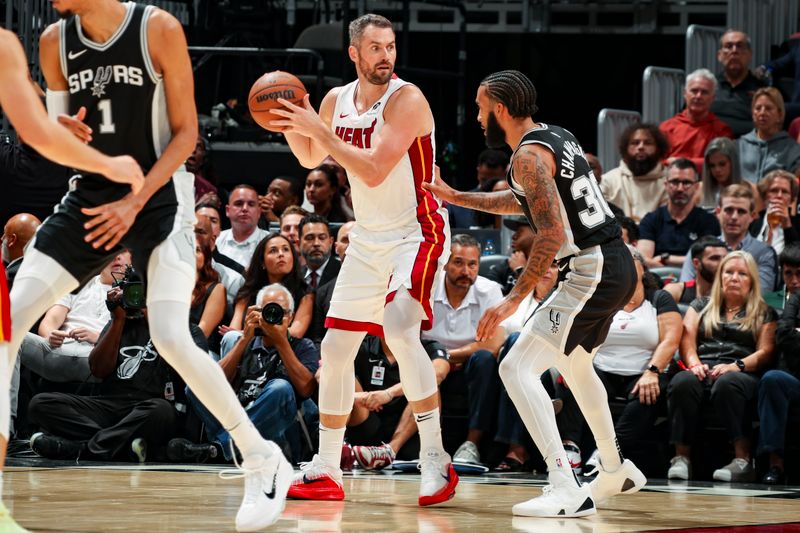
(19, 251), (130, 383)
(422, 234), (506, 466)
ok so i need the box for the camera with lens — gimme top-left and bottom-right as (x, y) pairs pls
(107, 265), (145, 316)
(261, 302), (285, 325)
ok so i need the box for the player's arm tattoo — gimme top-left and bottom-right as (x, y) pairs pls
(452, 188), (524, 215)
(508, 146), (565, 302)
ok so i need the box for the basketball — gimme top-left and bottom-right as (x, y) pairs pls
(248, 71), (307, 132)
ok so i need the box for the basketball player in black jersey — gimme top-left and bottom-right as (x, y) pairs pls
(5, 2), (292, 530)
(0, 27), (144, 533)
(426, 70), (647, 517)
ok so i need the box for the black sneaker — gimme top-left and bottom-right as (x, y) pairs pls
(166, 438), (218, 463)
(763, 465), (786, 485)
(29, 432), (85, 460)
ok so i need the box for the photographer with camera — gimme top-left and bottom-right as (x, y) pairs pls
(27, 266), (209, 462)
(183, 283), (319, 461)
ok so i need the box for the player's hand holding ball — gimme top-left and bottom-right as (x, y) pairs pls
(248, 71), (308, 133)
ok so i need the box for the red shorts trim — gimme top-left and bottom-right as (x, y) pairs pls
(325, 317), (384, 338)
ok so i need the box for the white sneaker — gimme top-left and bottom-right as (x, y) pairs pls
(588, 458), (647, 506)
(418, 448), (459, 506)
(222, 442), (293, 532)
(453, 440), (481, 464)
(582, 449), (600, 477)
(667, 455), (691, 480)
(563, 441), (582, 475)
(512, 482), (596, 517)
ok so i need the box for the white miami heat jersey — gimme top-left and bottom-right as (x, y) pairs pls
(331, 76), (447, 237)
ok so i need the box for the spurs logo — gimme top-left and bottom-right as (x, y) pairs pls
(91, 65), (113, 98)
(549, 309), (561, 334)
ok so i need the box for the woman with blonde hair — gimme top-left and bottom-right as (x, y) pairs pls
(699, 137), (745, 209)
(667, 251), (777, 482)
(738, 87), (800, 182)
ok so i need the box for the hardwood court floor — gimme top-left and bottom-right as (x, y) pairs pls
(4, 462), (800, 532)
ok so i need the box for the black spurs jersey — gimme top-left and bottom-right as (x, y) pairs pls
(59, 2), (170, 181)
(506, 124), (620, 259)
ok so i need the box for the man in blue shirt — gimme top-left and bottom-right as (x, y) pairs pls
(637, 158), (720, 268)
(680, 183), (777, 291)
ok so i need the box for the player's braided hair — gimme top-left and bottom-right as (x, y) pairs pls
(480, 70), (538, 118)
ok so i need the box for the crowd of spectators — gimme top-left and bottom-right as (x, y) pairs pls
(4, 26), (800, 488)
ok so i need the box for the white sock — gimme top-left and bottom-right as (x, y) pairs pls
(414, 408), (444, 454)
(229, 419), (272, 460)
(319, 424), (345, 471)
(596, 437), (623, 471)
(546, 451), (579, 487)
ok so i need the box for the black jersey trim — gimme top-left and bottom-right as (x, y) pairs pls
(140, 5), (160, 84)
(75, 2), (135, 51)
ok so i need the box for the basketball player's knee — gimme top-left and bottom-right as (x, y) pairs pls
(498, 351), (519, 386)
(149, 323), (188, 361)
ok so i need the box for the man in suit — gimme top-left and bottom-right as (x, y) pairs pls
(308, 221), (354, 346)
(300, 214), (340, 290)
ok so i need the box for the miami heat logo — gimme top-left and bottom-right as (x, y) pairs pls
(335, 118), (377, 149)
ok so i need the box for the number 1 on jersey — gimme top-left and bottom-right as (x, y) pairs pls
(98, 99), (116, 134)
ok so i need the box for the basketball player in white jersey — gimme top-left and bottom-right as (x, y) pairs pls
(0, 27), (143, 532)
(5, 2), (292, 530)
(426, 70), (647, 518)
(273, 14), (458, 505)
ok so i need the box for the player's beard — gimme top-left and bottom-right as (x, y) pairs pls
(485, 111), (506, 149)
(359, 56), (394, 85)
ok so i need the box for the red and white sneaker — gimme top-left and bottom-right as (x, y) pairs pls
(353, 443), (396, 471)
(288, 455), (345, 501)
(418, 448), (458, 507)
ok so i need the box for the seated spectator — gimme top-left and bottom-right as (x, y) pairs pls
(711, 30), (766, 137)
(757, 243), (800, 484)
(280, 205), (309, 254)
(187, 284), (318, 461)
(665, 237), (728, 304)
(485, 215), (534, 295)
(586, 247), (681, 461)
(586, 152), (603, 182)
(214, 186), (268, 310)
(258, 175), (302, 225)
(681, 184), (777, 292)
(28, 277), (201, 461)
(227, 233), (313, 343)
(637, 158), (720, 268)
(321, 156), (353, 211)
(186, 134), (218, 205)
(600, 123), (669, 221)
(617, 215), (639, 245)
(757, 36), (800, 124)
(191, 240), (226, 342)
(780, 243), (800, 296)
(194, 213), (216, 252)
(299, 214), (340, 290)
(494, 261), (559, 471)
(668, 251), (777, 482)
(660, 69), (734, 170)
(346, 337), (450, 470)
(19, 251), (130, 383)
(304, 164), (354, 223)
(699, 137), (753, 210)
(308, 221), (354, 346)
(422, 234), (506, 465)
(750, 169), (800, 255)
(2, 212), (40, 288)
(738, 88), (800, 182)
(196, 203), (222, 243)
(448, 149), (509, 229)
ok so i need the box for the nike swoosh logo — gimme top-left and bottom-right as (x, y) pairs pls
(368, 358), (381, 363)
(339, 113), (349, 118)
(264, 470), (278, 499)
(68, 49), (87, 60)
(302, 474), (327, 484)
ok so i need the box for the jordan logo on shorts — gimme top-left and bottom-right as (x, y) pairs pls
(549, 310), (561, 334)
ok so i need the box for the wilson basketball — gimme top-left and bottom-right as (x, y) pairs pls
(248, 71), (307, 132)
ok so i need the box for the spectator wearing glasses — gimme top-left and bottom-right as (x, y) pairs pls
(637, 158), (720, 269)
(711, 30), (766, 137)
